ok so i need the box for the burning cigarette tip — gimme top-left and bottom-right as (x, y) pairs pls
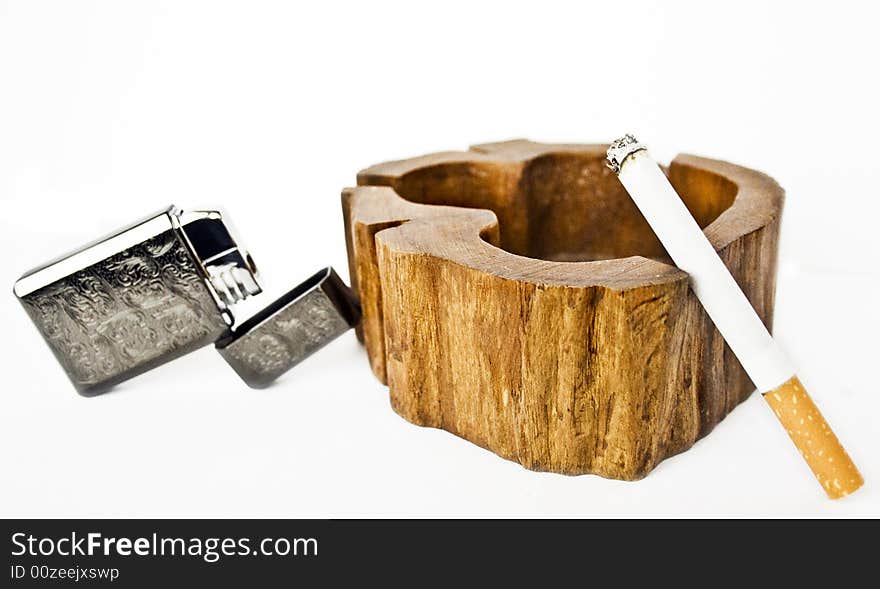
(606, 134), (647, 174)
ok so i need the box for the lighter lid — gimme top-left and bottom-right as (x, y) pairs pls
(216, 267), (360, 388)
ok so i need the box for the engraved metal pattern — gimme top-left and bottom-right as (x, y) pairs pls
(217, 270), (358, 388)
(19, 230), (228, 394)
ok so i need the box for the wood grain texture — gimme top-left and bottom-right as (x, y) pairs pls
(342, 140), (784, 480)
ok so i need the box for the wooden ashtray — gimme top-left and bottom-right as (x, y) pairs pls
(342, 140), (783, 480)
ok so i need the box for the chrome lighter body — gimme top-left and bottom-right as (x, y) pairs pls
(14, 206), (359, 394)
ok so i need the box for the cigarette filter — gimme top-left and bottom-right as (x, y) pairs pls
(607, 135), (863, 499)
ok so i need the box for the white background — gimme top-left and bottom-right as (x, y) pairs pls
(1, 0), (877, 517)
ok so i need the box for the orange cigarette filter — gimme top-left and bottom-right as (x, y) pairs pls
(764, 377), (863, 498)
(609, 135), (863, 499)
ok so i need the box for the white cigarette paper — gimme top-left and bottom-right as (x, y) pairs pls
(607, 134), (863, 498)
(612, 140), (793, 392)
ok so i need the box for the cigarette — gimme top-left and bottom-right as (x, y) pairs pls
(607, 135), (863, 499)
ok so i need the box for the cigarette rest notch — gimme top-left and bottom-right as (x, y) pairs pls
(382, 144), (738, 264)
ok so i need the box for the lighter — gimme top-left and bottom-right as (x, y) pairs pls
(13, 206), (359, 395)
